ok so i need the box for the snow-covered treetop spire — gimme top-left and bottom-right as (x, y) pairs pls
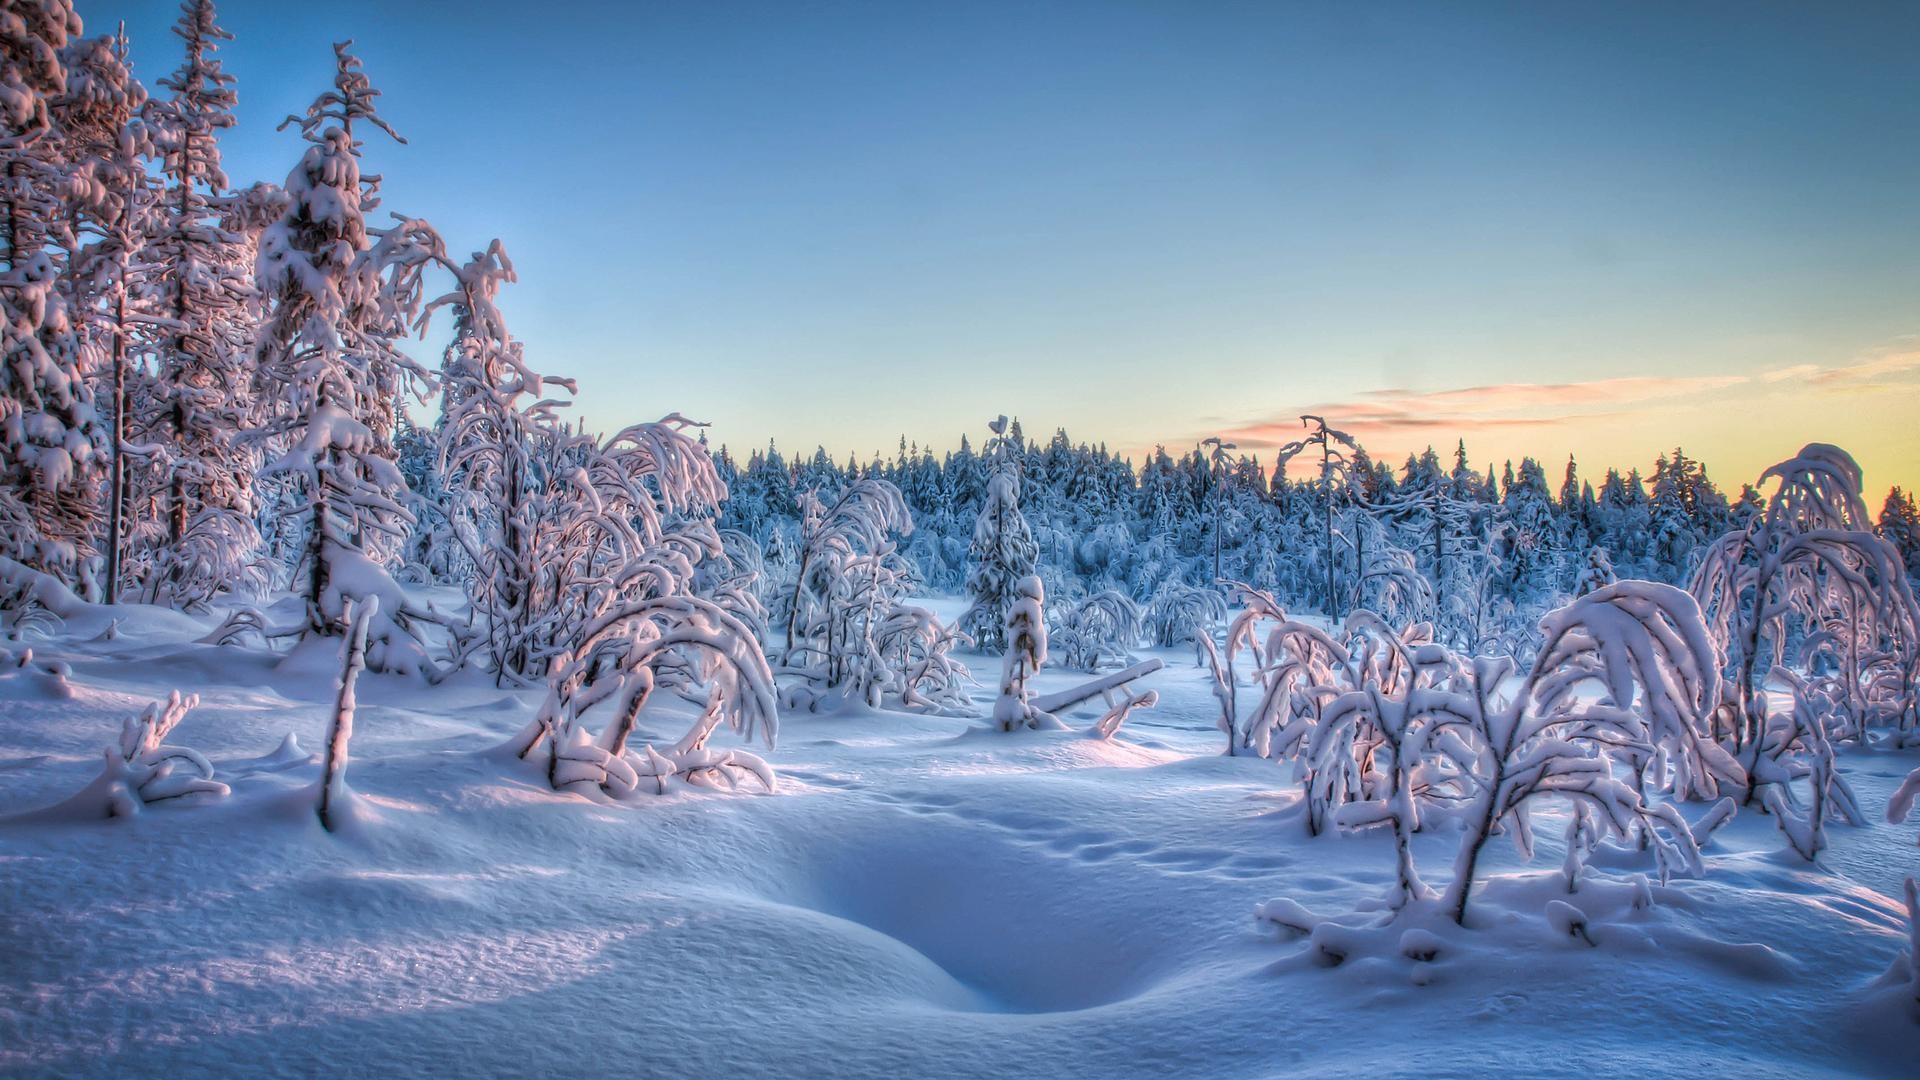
(278, 39), (403, 148)
(151, 0), (236, 194)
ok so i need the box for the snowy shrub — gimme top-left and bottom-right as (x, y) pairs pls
(497, 415), (733, 684)
(778, 478), (944, 711)
(1298, 621), (1459, 910)
(1223, 586), (1348, 764)
(1750, 670), (1865, 860)
(1420, 582), (1717, 924)
(1543, 899), (1596, 946)
(506, 584), (779, 799)
(1144, 582), (1225, 652)
(1692, 444), (1920, 769)
(1195, 631), (1237, 755)
(871, 603), (974, 713)
(780, 478), (911, 656)
(704, 528), (771, 637)
(423, 240), (573, 680)
(1088, 686), (1158, 740)
(12, 691), (227, 821)
(1048, 588), (1142, 672)
(1574, 546), (1617, 597)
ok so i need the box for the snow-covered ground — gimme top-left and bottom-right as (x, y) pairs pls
(1, 595), (1915, 1078)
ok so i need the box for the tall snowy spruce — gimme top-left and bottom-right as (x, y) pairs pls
(962, 415), (1038, 652)
(134, 0), (263, 608)
(251, 41), (448, 674)
(0, 1), (106, 585)
(58, 25), (152, 604)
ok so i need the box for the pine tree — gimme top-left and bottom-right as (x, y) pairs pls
(134, 0), (262, 607)
(0, 1), (100, 582)
(1881, 486), (1920, 580)
(963, 415), (1038, 652)
(60, 26), (155, 603)
(251, 40), (446, 673)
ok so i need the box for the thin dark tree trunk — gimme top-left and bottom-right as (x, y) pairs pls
(105, 290), (128, 605)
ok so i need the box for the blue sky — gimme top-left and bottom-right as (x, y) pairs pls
(101, 0), (1920, 491)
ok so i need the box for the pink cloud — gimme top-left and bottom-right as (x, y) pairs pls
(1211, 373), (1742, 456)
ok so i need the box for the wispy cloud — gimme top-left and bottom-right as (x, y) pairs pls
(1804, 349), (1920, 387)
(1200, 345), (1920, 465)
(1214, 373), (1740, 455)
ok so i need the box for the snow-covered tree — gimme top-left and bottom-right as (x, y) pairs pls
(1574, 546), (1617, 597)
(0, 0), (100, 584)
(993, 574), (1057, 731)
(316, 595), (373, 831)
(1302, 624), (1457, 910)
(1420, 583), (1717, 924)
(872, 602), (973, 712)
(250, 41), (448, 673)
(57, 26), (152, 603)
(1145, 581), (1226, 652)
(1751, 669), (1865, 859)
(422, 240), (574, 681)
(1879, 486), (1920, 581)
(1276, 415), (1359, 618)
(1691, 445), (1920, 770)
(1227, 587), (1348, 770)
(780, 476), (910, 659)
(1048, 588), (1142, 671)
(962, 415), (1038, 652)
(133, 0), (264, 609)
(505, 584), (779, 798)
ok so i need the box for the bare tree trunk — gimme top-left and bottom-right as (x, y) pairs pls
(105, 290), (128, 605)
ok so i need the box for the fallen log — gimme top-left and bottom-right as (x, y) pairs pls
(1031, 658), (1165, 715)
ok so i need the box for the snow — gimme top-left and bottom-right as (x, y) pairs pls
(1, 592), (1915, 1077)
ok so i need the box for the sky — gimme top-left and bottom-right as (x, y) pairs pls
(98, 0), (1920, 497)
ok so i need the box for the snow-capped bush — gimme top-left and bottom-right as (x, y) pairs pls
(11, 690), (227, 822)
(424, 240), (576, 682)
(871, 603), (974, 712)
(1049, 588), (1142, 672)
(506, 585), (779, 799)
(1421, 582), (1718, 924)
(778, 478), (943, 711)
(1145, 582), (1225, 652)
(1750, 670), (1866, 860)
(1691, 445), (1920, 767)
(1223, 584), (1348, 764)
(1088, 686), (1158, 740)
(1574, 547), (1617, 597)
